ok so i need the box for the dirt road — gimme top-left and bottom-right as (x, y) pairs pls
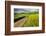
(14, 17), (27, 27)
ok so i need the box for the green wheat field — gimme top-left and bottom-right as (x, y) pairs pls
(14, 8), (39, 27)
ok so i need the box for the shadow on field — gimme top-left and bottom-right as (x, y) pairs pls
(14, 16), (25, 22)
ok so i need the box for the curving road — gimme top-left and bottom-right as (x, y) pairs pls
(14, 17), (27, 27)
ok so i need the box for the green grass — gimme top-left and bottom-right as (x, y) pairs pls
(14, 12), (39, 27)
(22, 14), (39, 27)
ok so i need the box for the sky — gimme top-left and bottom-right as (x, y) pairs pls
(14, 8), (39, 13)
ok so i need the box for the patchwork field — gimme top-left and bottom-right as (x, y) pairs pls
(14, 12), (39, 27)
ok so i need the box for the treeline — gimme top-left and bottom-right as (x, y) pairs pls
(14, 11), (39, 15)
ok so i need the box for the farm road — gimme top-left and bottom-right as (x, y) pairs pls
(14, 17), (27, 27)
